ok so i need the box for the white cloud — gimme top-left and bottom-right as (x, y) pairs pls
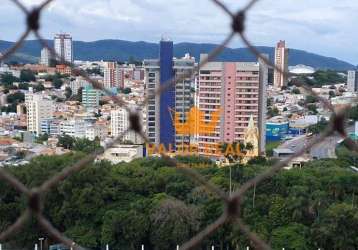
(0, 0), (357, 64)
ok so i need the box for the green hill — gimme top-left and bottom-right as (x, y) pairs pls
(0, 39), (354, 70)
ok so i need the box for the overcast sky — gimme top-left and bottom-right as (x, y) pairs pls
(1, 0), (357, 64)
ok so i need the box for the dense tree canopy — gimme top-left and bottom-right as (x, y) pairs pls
(312, 70), (346, 86)
(33, 83), (45, 92)
(348, 105), (358, 121)
(6, 91), (25, 104)
(20, 70), (36, 82)
(64, 87), (72, 99)
(0, 152), (357, 250)
(290, 70), (346, 87)
(57, 135), (101, 153)
(1, 73), (20, 86)
(122, 87), (132, 95)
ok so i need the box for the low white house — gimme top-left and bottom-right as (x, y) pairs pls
(99, 144), (143, 164)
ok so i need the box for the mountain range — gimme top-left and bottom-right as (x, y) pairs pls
(0, 39), (354, 71)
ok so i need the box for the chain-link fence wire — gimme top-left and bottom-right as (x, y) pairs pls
(0, 0), (357, 249)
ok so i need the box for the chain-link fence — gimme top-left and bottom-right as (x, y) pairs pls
(0, 0), (357, 249)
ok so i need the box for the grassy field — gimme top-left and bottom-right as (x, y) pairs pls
(266, 140), (282, 156)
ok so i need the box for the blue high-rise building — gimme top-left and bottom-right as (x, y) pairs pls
(159, 39), (175, 147)
(144, 40), (195, 152)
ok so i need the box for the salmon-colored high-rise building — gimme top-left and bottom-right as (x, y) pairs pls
(197, 54), (268, 158)
(104, 62), (122, 89)
(274, 40), (289, 88)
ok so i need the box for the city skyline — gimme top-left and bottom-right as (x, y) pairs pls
(0, 2), (357, 249)
(1, 0), (358, 64)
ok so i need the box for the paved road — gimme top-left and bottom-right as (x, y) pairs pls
(278, 135), (307, 155)
(277, 125), (354, 159)
(310, 135), (341, 159)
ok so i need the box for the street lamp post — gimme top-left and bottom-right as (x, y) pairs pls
(39, 238), (44, 250)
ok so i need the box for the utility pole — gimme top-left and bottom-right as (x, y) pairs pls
(353, 192), (355, 208)
(252, 183), (256, 209)
(229, 165), (232, 196)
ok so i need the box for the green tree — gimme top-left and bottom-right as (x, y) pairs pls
(307, 104), (318, 114)
(1, 73), (20, 86)
(312, 70), (346, 86)
(271, 223), (311, 250)
(150, 198), (200, 250)
(73, 138), (101, 153)
(6, 91), (24, 104)
(268, 106), (279, 117)
(65, 87), (72, 99)
(20, 70), (36, 82)
(53, 78), (64, 89)
(74, 87), (83, 102)
(36, 133), (49, 144)
(329, 90), (336, 98)
(101, 200), (150, 249)
(33, 83), (45, 92)
(348, 105), (358, 121)
(247, 156), (267, 165)
(305, 95), (318, 104)
(127, 56), (142, 66)
(313, 203), (358, 249)
(18, 82), (29, 90)
(122, 87), (132, 94)
(1, 103), (17, 113)
(245, 142), (254, 151)
(86, 67), (103, 76)
(268, 195), (291, 228)
(57, 135), (75, 149)
(0, 152), (357, 249)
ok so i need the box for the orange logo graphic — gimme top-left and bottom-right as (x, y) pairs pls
(174, 107), (221, 135)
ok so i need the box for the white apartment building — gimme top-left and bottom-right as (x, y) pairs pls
(347, 70), (358, 93)
(54, 33), (73, 63)
(60, 119), (86, 138)
(111, 108), (143, 144)
(0, 93), (7, 106)
(70, 77), (91, 95)
(40, 47), (51, 66)
(104, 62), (121, 89)
(41, 119), (61, 136)
(85, 124), (107, 141)
(26, 94), (54, 136)
(0, 53), (3, 67)
(82, 85), (100, 110)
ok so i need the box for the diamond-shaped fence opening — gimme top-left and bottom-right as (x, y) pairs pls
(0, 0), (357, 249)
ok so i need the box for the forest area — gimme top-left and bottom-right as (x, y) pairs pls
(0, 151), (357, 250)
